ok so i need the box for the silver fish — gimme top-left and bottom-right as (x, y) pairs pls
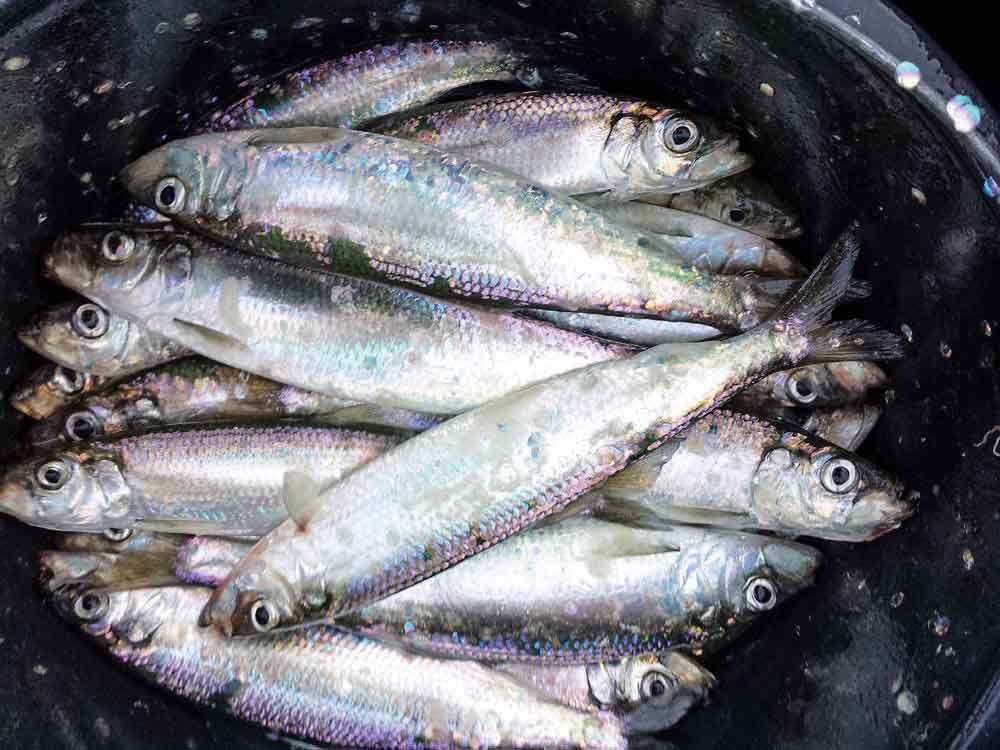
(17, 299), (190, 377)
(520, 310), (722, 346)
(57, 528), (188, 555)
(0, 424), (401, 535)
(579, 201), (805, 277)
(45, 227), (636, 414)
(595, 409), (911, 542)
(39, 548), (179, 593)
(119, 128), (783, 331)
(57, 585), (627, 750)
(747, 402), (885, 452)
(734, 361), (889, 409)
(199, 226), (903, 635)
(9, 364), (106, 420)
(174, 518), (819, 661)
(204, 39), (590, 131)
(641, 173), (803, 239)
(496, 652), (716, 734)
(25, 357), (440, 451)
(366, 91), (751, 198)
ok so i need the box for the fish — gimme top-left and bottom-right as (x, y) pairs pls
(203, 39), (591, 132)
(496, 651), (716, 734)
(39, 549), (180, 594)
(199, 224), (904, 636)
(9, 364), (107, 420)
(577, 200), (806, 277)
(56, 528), (188, 555)
(173, 517), (819, 661)
(365, 91), (752, 198)
(641, 173), (803, 239)
(55, 585), (627, 750)
(594, 409), (911, 542)
(44, 227), (638, 414)
(0, 423), (401, 535)
(25, 357), (442, 451)
(119, 128), (786, 331)
(734, 361), (889, 409)
(520, 310), (723, 346)
(744, 402), (884, 452)
(17, 299), (191, 377)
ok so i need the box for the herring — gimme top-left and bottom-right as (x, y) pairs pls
(9, 364), (106, 420)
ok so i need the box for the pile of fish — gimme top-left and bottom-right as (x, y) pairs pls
(2, 38), (912, 749)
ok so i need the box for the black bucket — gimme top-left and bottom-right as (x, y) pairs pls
(1, 2), (998, 748)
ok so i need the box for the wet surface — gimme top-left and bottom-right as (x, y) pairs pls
(1, 1), (999, 748)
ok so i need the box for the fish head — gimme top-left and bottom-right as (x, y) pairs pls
(28, 405), (109, 451)
(751, 434), (912, 541)
(39, 550), (107, 593)
(46, 227), (194, 317)
(767, 362), (889, 408)
(119, 134), (249, 227)
(57, 528), (183, 556)
(799, 403), (884, 452)
(58, 585), (183, 647)
(0, 451), (132, 532)
(10, 365), (96, 420)
(627, 109), (752, 193)
(17, 300), (132, 374)
(704, 176), (804, 239)
(591, 651), (716, 734)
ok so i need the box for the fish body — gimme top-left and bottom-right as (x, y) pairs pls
(120, 129), (781, 331)
(735, 361), (888, 409)
(367, 91), (751, 197)
(641, 173), (803, 239)
(0, 424), (400, 535)
(197, 227), (903, 635)
(17, 299), (190, 377)
(597, 409), (910, 541)
(39, 548), (179, 593)
(521, 310), (722, 345)
(204, 39), (589, 131)
(24, 357), (439, 451)
(58, 585), (626, 750)
(742, 402), (884, 452)
(10, 365), (106, 420)
(45, 228), (636, 414)
(171, 518), (818, 662)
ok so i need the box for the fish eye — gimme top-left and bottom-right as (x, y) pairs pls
(73, 591), (109, 621)
(35, 460), (71, 491)
(745, 576), (778, 612)
(728, 207), (748, 225)
(101, 231), (135, 263)
(154, 176), (187, 214)
(65, 410), (101, 442)
(250, 598), (279, 633)
(664, 118), (701, 154)
(821, 457), (859, 494)
(54, 366), (85, 394)
(640, 670), (676, 701)
(786, 372), (818, 404)
(103, 527), (133, 543)
(71, 303), (110, 339)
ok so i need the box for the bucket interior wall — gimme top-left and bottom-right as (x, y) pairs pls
(1, 1), (999, 748)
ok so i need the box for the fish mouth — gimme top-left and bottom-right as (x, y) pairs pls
(16, 319), (42, 351)
(0, 475), (37, 527)
(763, 541), (823, 591)
(688, 135), (754, 184)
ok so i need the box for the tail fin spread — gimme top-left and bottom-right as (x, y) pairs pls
(803, 319), (907, 364)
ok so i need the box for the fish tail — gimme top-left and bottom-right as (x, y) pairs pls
(765, 222), (905, 364)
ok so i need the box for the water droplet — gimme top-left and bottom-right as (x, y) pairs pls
(33, 663), (47, 676)
(983, 176), (999, 199)
(154, 21), (170, 34)
(693, 66), (708, 77)
(94, 79), (115, 95)
(518, 0), (532, 6)
(759, 82), (775, 97)
(560, 31), (579, 39)
(37, 212), (48, 224)
(3, 56), (30, 72)
(942, 695), (955, 711)
(939, 341), (952, 359)
(895, 61), (921, 89)
(182, 12), (202, 29)
(52, 60), (67, 73)
(947, 95), (982, 133)
(80, 172), (92, 184)
(291, 16), (325, 29)
(896, 689), (918, 715)
(890, 592), (905, 608)
(250, 27), (268, 40)
(930, 614), (951, 636)
(910, 187), (926, 204)
(982, 320), (993, 337)
(81, 133), (91, 143)
(4, 171), (19, 186)
(341, 17), (355, 24)
(74, 93), (91, 107)
(900, 323), (914, 343)
(962, 548), (974, 571)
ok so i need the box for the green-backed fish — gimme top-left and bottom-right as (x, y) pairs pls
(198, 226), (903, 636)
(25, 357), (442, 451)
(57, 585), (627, 750)
(594, 409), (910, 542)
(0, 423), (401, 535)
(366, 91), (751, 198)
(17, 299), (190, 377)
(204, 39), (591, 131)
(174, 517), (818, 661)
(44, 227), (637, 414)
(119, 128), (785, 331)
(10, 364), (106, 420)
(641, 173), (803, 239)
(56, 528), (188, 555)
